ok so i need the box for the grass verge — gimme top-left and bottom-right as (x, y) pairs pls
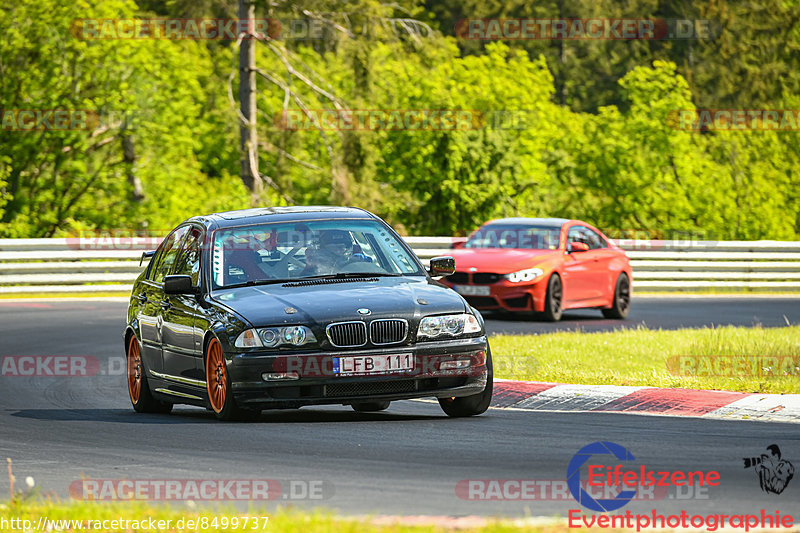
(491, 325), (800, 394)
(0, 500), (555, 532)
(633, 290), (800, 297)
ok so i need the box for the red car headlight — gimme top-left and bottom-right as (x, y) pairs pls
(504, 267), (544, 283)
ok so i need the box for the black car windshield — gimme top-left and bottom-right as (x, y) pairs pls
(211, 219), (423, 288)
(465, 224), (561, 250)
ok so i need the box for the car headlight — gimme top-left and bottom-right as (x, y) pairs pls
(235, 326), (316, 348)
(417, 313), (481, 339)
(504, 267), (544, 283)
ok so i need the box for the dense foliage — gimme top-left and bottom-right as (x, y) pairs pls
(1, 0), (798, 238)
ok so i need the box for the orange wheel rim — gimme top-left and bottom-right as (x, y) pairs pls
(206, 339), (227, 413)
(127, 335), (142, 403)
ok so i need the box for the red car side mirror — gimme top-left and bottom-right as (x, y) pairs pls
(568, 242), (590, 253)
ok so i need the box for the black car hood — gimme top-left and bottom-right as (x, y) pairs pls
(210, 276), (468, 328)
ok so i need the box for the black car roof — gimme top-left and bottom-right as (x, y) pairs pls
(187, 206), (377, 229)
(483, 217), (570, 228)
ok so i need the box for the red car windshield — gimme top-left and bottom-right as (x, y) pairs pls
(465, 225), (561, 250)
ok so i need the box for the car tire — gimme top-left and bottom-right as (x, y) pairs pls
(542, 274), (563, 322)
(351, 401), (390, 412)
(205, 337), (257, 421)
(127, 333), (172, 414)
(438, 348), (493, 417)
(602, 273), (631, 319)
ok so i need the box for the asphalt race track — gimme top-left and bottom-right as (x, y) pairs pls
(484, 295), (800, 334)
(1, 298), (798, 518)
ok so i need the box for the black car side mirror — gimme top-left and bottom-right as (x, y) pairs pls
(163, 275), (197, 295)
(429, 256), (456, 277)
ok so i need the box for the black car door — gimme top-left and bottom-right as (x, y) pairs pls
(161, 225), (206, 383)
(135, 280), (164, 375)
(142, 225), (191, 378)
(136, 228), (186, 375)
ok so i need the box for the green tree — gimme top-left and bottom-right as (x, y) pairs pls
(0, 0), (248, 236)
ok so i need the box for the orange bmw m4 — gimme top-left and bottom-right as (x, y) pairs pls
(439, 218), (632, 321)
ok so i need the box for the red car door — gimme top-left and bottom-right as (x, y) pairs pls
(562, 225), (598, 304)
(581, 226), (615, 301)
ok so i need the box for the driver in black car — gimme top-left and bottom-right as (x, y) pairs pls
(303, 229), (371, 275)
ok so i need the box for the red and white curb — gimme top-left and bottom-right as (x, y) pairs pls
(492, 379), (800, 423)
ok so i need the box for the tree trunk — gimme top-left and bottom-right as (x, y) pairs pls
(122, 126), (144, 202)
(239, 0), (261, 204)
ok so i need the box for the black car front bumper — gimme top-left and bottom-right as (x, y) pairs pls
(227, 336), (490, 409)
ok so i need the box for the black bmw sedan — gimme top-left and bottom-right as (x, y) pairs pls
(125, 206), (492, 420)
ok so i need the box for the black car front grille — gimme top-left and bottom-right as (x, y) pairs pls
(472, 273), (502, 284)
(446, 272), (468, 284)
(325, 380), (416, 397)
(326, 321), (367, 347)
(370, 319), (408, 345)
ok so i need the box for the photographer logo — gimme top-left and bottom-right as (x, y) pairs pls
(567, 441), (637, 512)
(567, 441), (721, 513)
(743, 445), (795, 495)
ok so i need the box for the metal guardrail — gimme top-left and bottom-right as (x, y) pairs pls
(1, 237), (800, 293)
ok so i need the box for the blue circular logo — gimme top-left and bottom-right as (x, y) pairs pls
(567, 441), (637, 512)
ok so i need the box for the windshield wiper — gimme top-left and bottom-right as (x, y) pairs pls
(222, 278), (295, 289)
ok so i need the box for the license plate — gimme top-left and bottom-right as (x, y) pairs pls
(455, 284), (491, 296)
(333, 354), (414, 376)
